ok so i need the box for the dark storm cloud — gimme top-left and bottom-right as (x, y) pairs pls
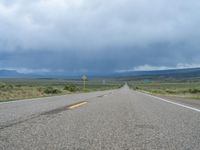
(0, 0), (200, 73)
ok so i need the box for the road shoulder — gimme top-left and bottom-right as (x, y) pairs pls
(136, 90), (200, 111)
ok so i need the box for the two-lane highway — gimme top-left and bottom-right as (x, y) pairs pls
(0, 86), (199, 150)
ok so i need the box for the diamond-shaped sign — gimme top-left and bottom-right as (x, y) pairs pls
(82, 75), (87, 81)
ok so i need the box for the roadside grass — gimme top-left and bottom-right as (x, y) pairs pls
(128, 80), (200, 100)
(0, 79), (122, 102)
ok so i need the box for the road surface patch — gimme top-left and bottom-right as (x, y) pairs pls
(97, 94), (108, 98)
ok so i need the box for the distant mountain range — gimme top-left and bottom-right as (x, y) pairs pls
(115, 67), (200, 78)
(1, 68), (200, 79)
(0, 70), (22, 78)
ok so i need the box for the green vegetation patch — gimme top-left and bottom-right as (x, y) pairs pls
(128, 79), (200, 100)
(44, 87), (62, 94)
(64, 84), (79, 92)
(0, 79), (123, 102)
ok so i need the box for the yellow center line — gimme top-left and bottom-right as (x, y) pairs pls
(68, 101), (88, 109)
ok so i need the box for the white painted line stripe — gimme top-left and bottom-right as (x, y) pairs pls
(137, 91), (200, 112)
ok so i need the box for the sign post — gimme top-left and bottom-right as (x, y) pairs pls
(82, 75), (87, 90)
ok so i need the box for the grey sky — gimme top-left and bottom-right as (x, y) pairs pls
(0, 0), (200, 73)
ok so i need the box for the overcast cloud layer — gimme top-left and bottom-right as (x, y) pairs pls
(0, 0), (200, 74)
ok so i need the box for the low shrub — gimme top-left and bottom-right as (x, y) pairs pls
(37, 87), (43, 92)
(150, 89), (165, 94)
(135, 86), (140, 90)
(165, 89), (176, 94)
(188, 88), (200, 94)
(44, 87), (61, 94)
(0, 83), (6, 89)
(0, 83), (14, 91)
(64, 84), (79, 92)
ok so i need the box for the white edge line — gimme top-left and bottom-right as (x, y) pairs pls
(137, 91), (200, 112)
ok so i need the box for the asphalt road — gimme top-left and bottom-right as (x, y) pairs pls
(0, 86), (200, 150)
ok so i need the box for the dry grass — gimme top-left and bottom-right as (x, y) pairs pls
(0, 79), (122, 102)
(128, 80), (200, 100)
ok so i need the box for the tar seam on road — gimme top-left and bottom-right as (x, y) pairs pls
(0, 92), (113, 130)
(0, 101), (88, 130)
(137, 91), (200, 112)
